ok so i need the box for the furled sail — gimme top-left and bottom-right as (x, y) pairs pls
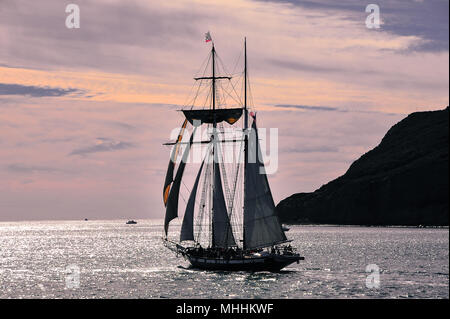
(212, 160), (236, 248)
(180, 160), (205, 242)
(163, 119), (188, 206)
(182, 108), (243, 126)
(164, 126), (196, 236)
(243, 117), (287, 249)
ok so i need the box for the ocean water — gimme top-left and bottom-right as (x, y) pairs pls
(0, 219), (448, 299)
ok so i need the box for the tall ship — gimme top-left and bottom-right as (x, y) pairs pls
(162, 35), (303, 271)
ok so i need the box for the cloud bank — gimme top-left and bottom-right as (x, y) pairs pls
(0, 83), (82, 97)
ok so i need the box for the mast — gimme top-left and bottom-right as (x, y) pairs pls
(243, 37), (248, 251)
(163, 38), (247, 247)
(210, 43), (237, 249)
(170, 41), (238, 248)
(212, 45), (216, 123)
(211, 43), (216, 248)
(241, 38), (287, 250)
(244, 38), (248, 130)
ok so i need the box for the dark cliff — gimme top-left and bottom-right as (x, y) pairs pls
(276, 107), (449, 226)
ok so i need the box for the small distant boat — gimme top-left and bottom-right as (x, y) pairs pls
(282, 225), (290, 232)
(126, 220), (137, 224)
(84, 218), (88, 221)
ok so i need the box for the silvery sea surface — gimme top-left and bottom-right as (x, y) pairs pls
(0, 219), (448, 299)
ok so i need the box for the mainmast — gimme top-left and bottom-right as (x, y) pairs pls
(244, 38), (248, 130)
(212, 45), (217, 126)
(243, 37), (248, 251)
(241, 38), (287, 251)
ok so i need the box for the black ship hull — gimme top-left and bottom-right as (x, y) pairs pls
(186, 254), (303, 272)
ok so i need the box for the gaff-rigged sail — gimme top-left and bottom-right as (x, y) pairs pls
(243, 117), (287, 250)
(164, 126), (197, 236)
(163, 119), (188, 206)
(180, 160), (205, 242)
(212, 158), (236, 248)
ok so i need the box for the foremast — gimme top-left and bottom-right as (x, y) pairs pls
(194, 42), (236, 248)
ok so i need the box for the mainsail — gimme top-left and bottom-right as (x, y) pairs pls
(180, 160), (205, 242)
(177, 137), (236, 248)
(243, 117), (287, 250)
(212, 156), (236, 247)
(164, 126), (196, 236)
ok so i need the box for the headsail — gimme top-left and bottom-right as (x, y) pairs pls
(164, 126), (196, 236)
(180, 160), (205, 242)
(163, 119), (188, 206)
(243, 116), (287, 250)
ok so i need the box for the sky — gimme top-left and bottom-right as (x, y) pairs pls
(0, 0), (448, 221)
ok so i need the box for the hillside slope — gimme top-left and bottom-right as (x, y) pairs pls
(276, 107), (449, 226)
